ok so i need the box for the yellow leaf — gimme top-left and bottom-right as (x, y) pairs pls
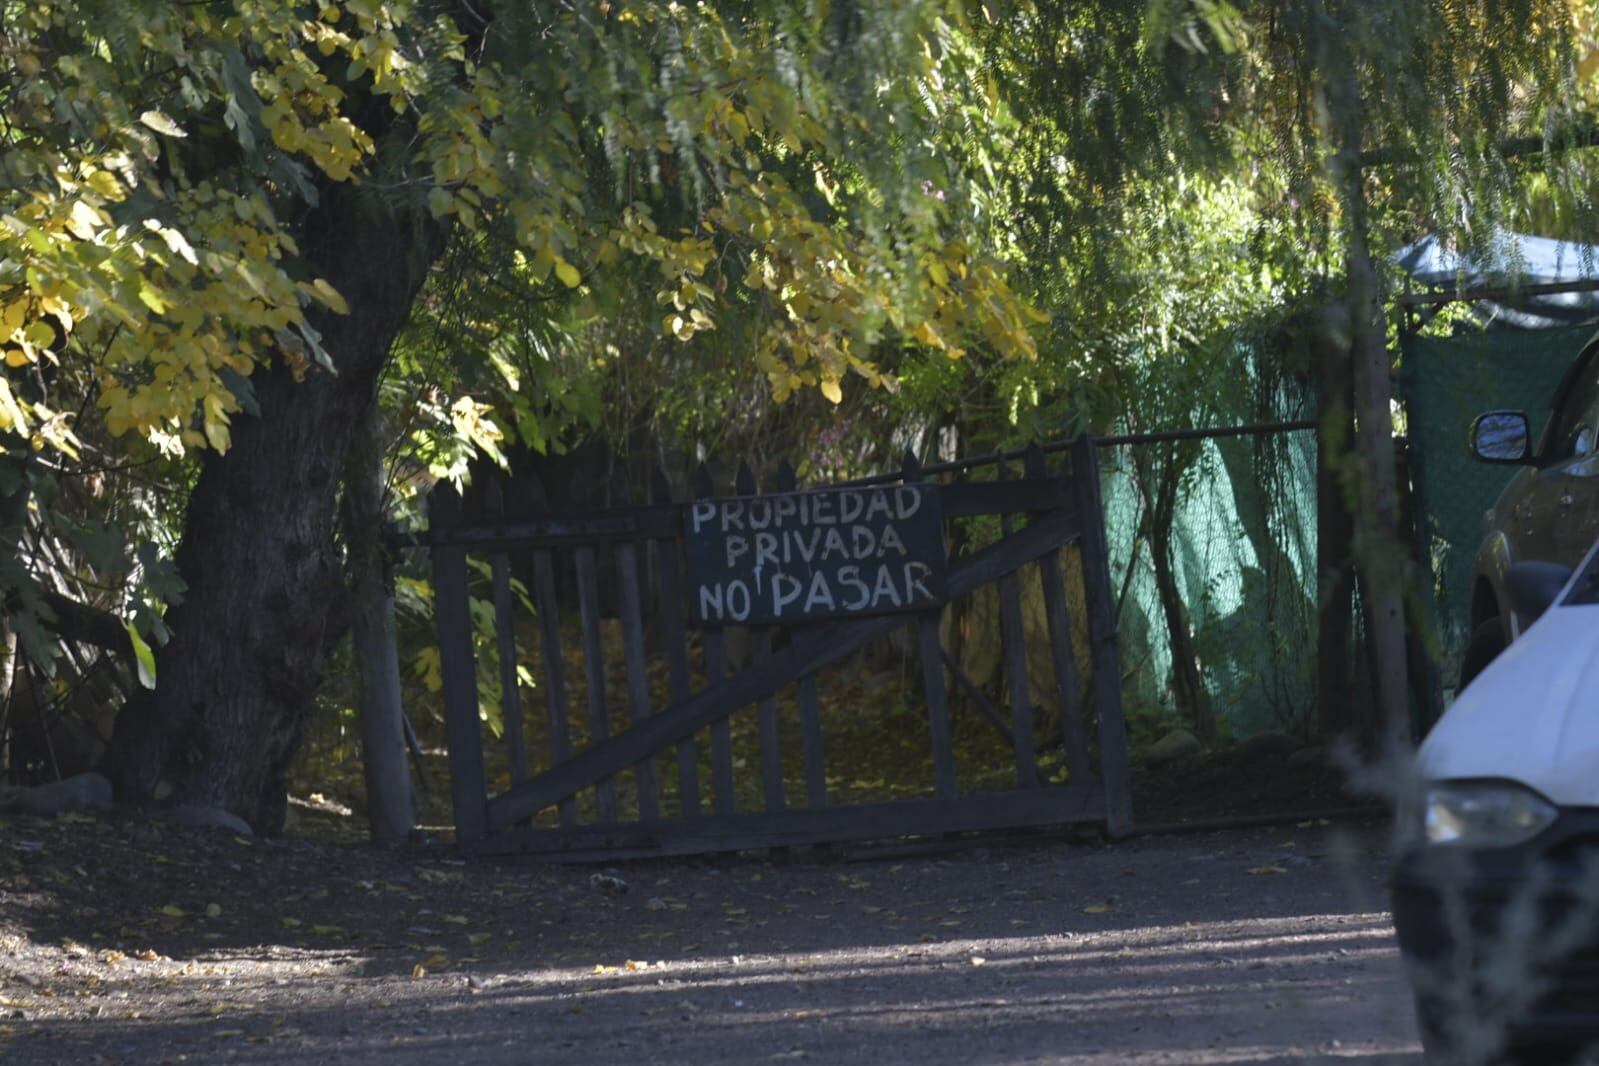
(0, 377), (30, 433)
(528, 244), (554, 284)
(86, 170), (121, 198)
(137, 282), (168, 315)
(160, 905), (185, 918)
(311, 278), (348, 315)
(554, 257), (581, 288)
(911, 321), (943, 348)
(139, 109), (187, 138)
(1083, 904), (1111, 914)
(205, 903), (223, 918)
(280, 917), (301, 928)
(143, 220), (198, 265)
(819, 378), (843, 405)
(203, 392), (231, 453)
(0, 300), (26, 337)
(411, 964), (427, 979)
(67, 201), (102, 240)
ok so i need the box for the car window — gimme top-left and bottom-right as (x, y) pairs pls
(1545, 348), (1599, 462)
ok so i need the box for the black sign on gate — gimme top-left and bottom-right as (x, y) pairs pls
(685, 484), (947, 625)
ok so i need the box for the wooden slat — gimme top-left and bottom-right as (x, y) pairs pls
(522, 474), (576, 828)
(484, 479), (529, 786)
(794, 656), (827, 808)
(918, 616), (958, 800)
(906, 453), (957, 801)
(485, 506), (1080, 831)
(612, 475), (660, 821)
(570, 470), (618, 825)
(408, 478), (1074, 552)
(940, 647), (1015, 745)
(1026, 445), (1091, 785)
(416, 507), (680, 550)
(777, 460), (827, 810)
(940, 477), (1078, 518)
(752, 630), (785, 811)
(652, 468), (700, 818)
(737, 461), (786, 814)
(426, 486), (489, 843)
(996, 459), (1039, 789)
(695, 464), (737, 816)
(1072, 435), (1133, 836)
(470, 782), (1106, 860)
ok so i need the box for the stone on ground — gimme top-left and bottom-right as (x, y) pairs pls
(7, 772), (113, 816)
(1144, 729), (1201, 766)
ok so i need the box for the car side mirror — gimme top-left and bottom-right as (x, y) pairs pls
(1508, 560), (1573, 619)
(1470, 410), (1532, 463)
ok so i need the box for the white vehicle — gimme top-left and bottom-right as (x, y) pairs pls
(1394, 547), (1599, 1063)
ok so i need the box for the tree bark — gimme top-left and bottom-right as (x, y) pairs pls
(101, 175), (443, 832)
(343, 407), (414, 846)
(1137, 446), (1215, 744)
(1327, 35), (1411, 751)
(1314, 301), (1357, 743)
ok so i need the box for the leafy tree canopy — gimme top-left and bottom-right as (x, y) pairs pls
(1, 0), (1040, 465)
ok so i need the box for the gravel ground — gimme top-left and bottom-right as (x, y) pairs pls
(0, 813), (1420, 1064)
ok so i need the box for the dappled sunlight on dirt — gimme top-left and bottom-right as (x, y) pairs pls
(2, 812), (1418, 1063)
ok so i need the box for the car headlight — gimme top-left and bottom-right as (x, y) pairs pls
(1424, 781), (1558, 848)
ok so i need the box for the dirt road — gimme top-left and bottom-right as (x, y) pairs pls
(1, 814), (1419, 1063)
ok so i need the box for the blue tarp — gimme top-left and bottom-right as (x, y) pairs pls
(1396, 233), (1599, 330)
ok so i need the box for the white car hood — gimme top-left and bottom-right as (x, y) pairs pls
(1419, 602), (1599, 807)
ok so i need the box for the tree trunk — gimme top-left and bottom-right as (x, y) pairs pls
(1139, 448), (1215, 744)
(1328, 40), (1411, 751)
(343, 407), (414, 846)
(101, 176), (443, 832)
(1315, 301), (1357, 743)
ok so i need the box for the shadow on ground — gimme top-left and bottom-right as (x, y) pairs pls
(1, 812), (1419, 1063)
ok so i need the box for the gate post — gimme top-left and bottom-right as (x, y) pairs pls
(427, 484), (490, 844)
(1071, 436), (1133, 836)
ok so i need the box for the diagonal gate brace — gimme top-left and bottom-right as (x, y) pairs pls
(484, 506), (1081, 833)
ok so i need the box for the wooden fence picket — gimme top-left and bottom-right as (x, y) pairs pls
(694, 464), (738, 816)
(570, 469), (617, 825)
(415, 434), (1131, 857)
(652, 469), (701, 818)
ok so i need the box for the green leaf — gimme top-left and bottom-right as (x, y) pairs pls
(124, 620), (157, 689)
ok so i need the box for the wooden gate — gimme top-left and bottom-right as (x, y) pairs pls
(417, 435), (1131, 859)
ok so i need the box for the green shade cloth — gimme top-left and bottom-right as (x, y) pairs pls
(1400, 324), (1596, 663)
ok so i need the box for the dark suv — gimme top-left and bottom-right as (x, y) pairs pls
(1463, 328), (1599, 684)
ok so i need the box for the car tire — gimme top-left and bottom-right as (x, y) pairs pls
(1459, 617), (1506, 689)
(1417, 994), (1587, 1065)
(1415, 998), (1460, 1064)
